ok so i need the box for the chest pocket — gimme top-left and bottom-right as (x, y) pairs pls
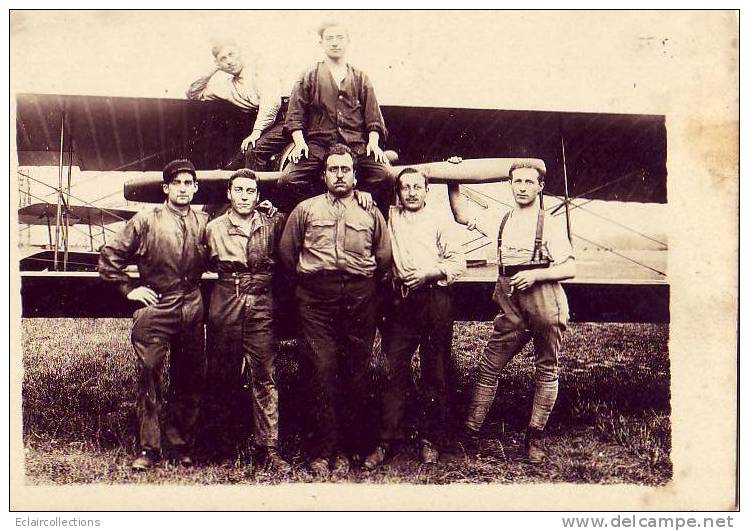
(306, 219), (336, 250)
(344, 220), (372, 256)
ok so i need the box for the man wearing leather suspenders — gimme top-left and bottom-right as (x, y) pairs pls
(447, 160), (575, 463)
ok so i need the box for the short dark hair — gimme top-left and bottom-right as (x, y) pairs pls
(317, 20), (348, 39)
(211, 39), (239, 58)
(323, 143), (355, 169)
(509, 160), (546, 184)
(227, 168), (257, 190)
(395, 167), (428, 192)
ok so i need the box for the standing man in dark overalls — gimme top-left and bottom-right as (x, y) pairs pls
(204, 169), (291, 474)
(447, 161), (575, 463)
(99, 159), (208, 470)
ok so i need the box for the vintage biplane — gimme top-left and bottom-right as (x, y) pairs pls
(15, 92), (668, 323)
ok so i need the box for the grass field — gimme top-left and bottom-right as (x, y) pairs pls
(21, 319), (671, 486)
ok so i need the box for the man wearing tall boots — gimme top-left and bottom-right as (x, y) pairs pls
(99, 159), (208, 470)
(447, 160), (575, 463)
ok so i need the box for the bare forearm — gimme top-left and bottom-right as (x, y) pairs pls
(537, 259), (576, 282)
(291, 130), (306, 145)
(186, 68), (219, 100)
(447, 183), (472, 225)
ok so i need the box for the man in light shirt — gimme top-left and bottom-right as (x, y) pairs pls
(447, 160), (575, 463)
(187, 40), (287, 171)
(362, 168), (466, 471)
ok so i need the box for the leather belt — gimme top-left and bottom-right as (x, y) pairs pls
(498, 262), (550, 277)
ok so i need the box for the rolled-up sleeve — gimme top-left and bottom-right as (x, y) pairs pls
(284, 71), (311, 135)
(547, 216), (574, 264)
(372, 208), (392, 276)
(253, 70), (284, 132)
(360, 72), (388, 142)
(436, 220), (467, 286)
(186, 74), (212, 100)
(278, 205), (305, 273)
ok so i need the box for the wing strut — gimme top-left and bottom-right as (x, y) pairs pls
(561, 134), (572, 241)
(53, 113), (65, 271)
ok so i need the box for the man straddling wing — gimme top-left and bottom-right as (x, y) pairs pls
(99, 159), (208, 471)
(279, 143), (391, 479)
(204, 169), (291, 474)
(362, 168), (466, 471)
(447, 161), (575, 463)
(280, 20), (393, 215)
(187, 40), (287, 171)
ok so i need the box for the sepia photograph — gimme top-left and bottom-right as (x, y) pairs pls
(9, 9), (738, 511)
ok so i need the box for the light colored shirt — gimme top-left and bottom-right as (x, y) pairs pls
(205, 209), (285, 277)
(186, 61), (282, 133)
(388, 206), (466, 286)
(279, 193), (391, 278)
(472, 206), (574, 266)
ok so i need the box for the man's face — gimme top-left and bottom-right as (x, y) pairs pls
(214, 45), (243, 75)
(398, 171), (428, 212)
(163, 172), (197, 207)
(227, 176), (259, 216)
(324, 153), (356, 197)
(320, 25), (349, 60)
(510, 167), (543, 207)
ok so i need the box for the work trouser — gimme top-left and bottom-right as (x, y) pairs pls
(277, 142), (394, 216)
(465, 276), (569, 432)
(296, 272), (378, 458)
(130, 287), (206, 452)
(380, 285), (457, 447)
(206, 277), (279, 447)
(244, 121), (290, 171)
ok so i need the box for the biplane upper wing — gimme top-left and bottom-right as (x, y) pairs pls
(15, 93), (666, 203)
(15, 93), (669, 323)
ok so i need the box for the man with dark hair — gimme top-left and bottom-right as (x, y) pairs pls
(362, 168), (466, 470)
(204, 169), (291, 473)
(187, 40), (287, 171)
(447, 160), (575, 463)
(278, 143), (391, 479)
(280, 20), (393, 214)
(99, 159), (208, 470)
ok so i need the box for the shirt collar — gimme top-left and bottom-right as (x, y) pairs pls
(227, 208), (263, 233)
(325, 192), (355, 207)
(164, 202), (191, 218)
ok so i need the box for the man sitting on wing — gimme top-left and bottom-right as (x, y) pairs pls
(447, 160), (575, 463)
(280, 20), (393, 215)
(187, 39), (287, 171)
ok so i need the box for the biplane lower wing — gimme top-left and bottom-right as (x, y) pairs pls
(19, 271), (669, 324)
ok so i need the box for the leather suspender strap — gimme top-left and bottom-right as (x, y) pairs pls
(497, 211), (512, 267)
(532, 209), (545, 262)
